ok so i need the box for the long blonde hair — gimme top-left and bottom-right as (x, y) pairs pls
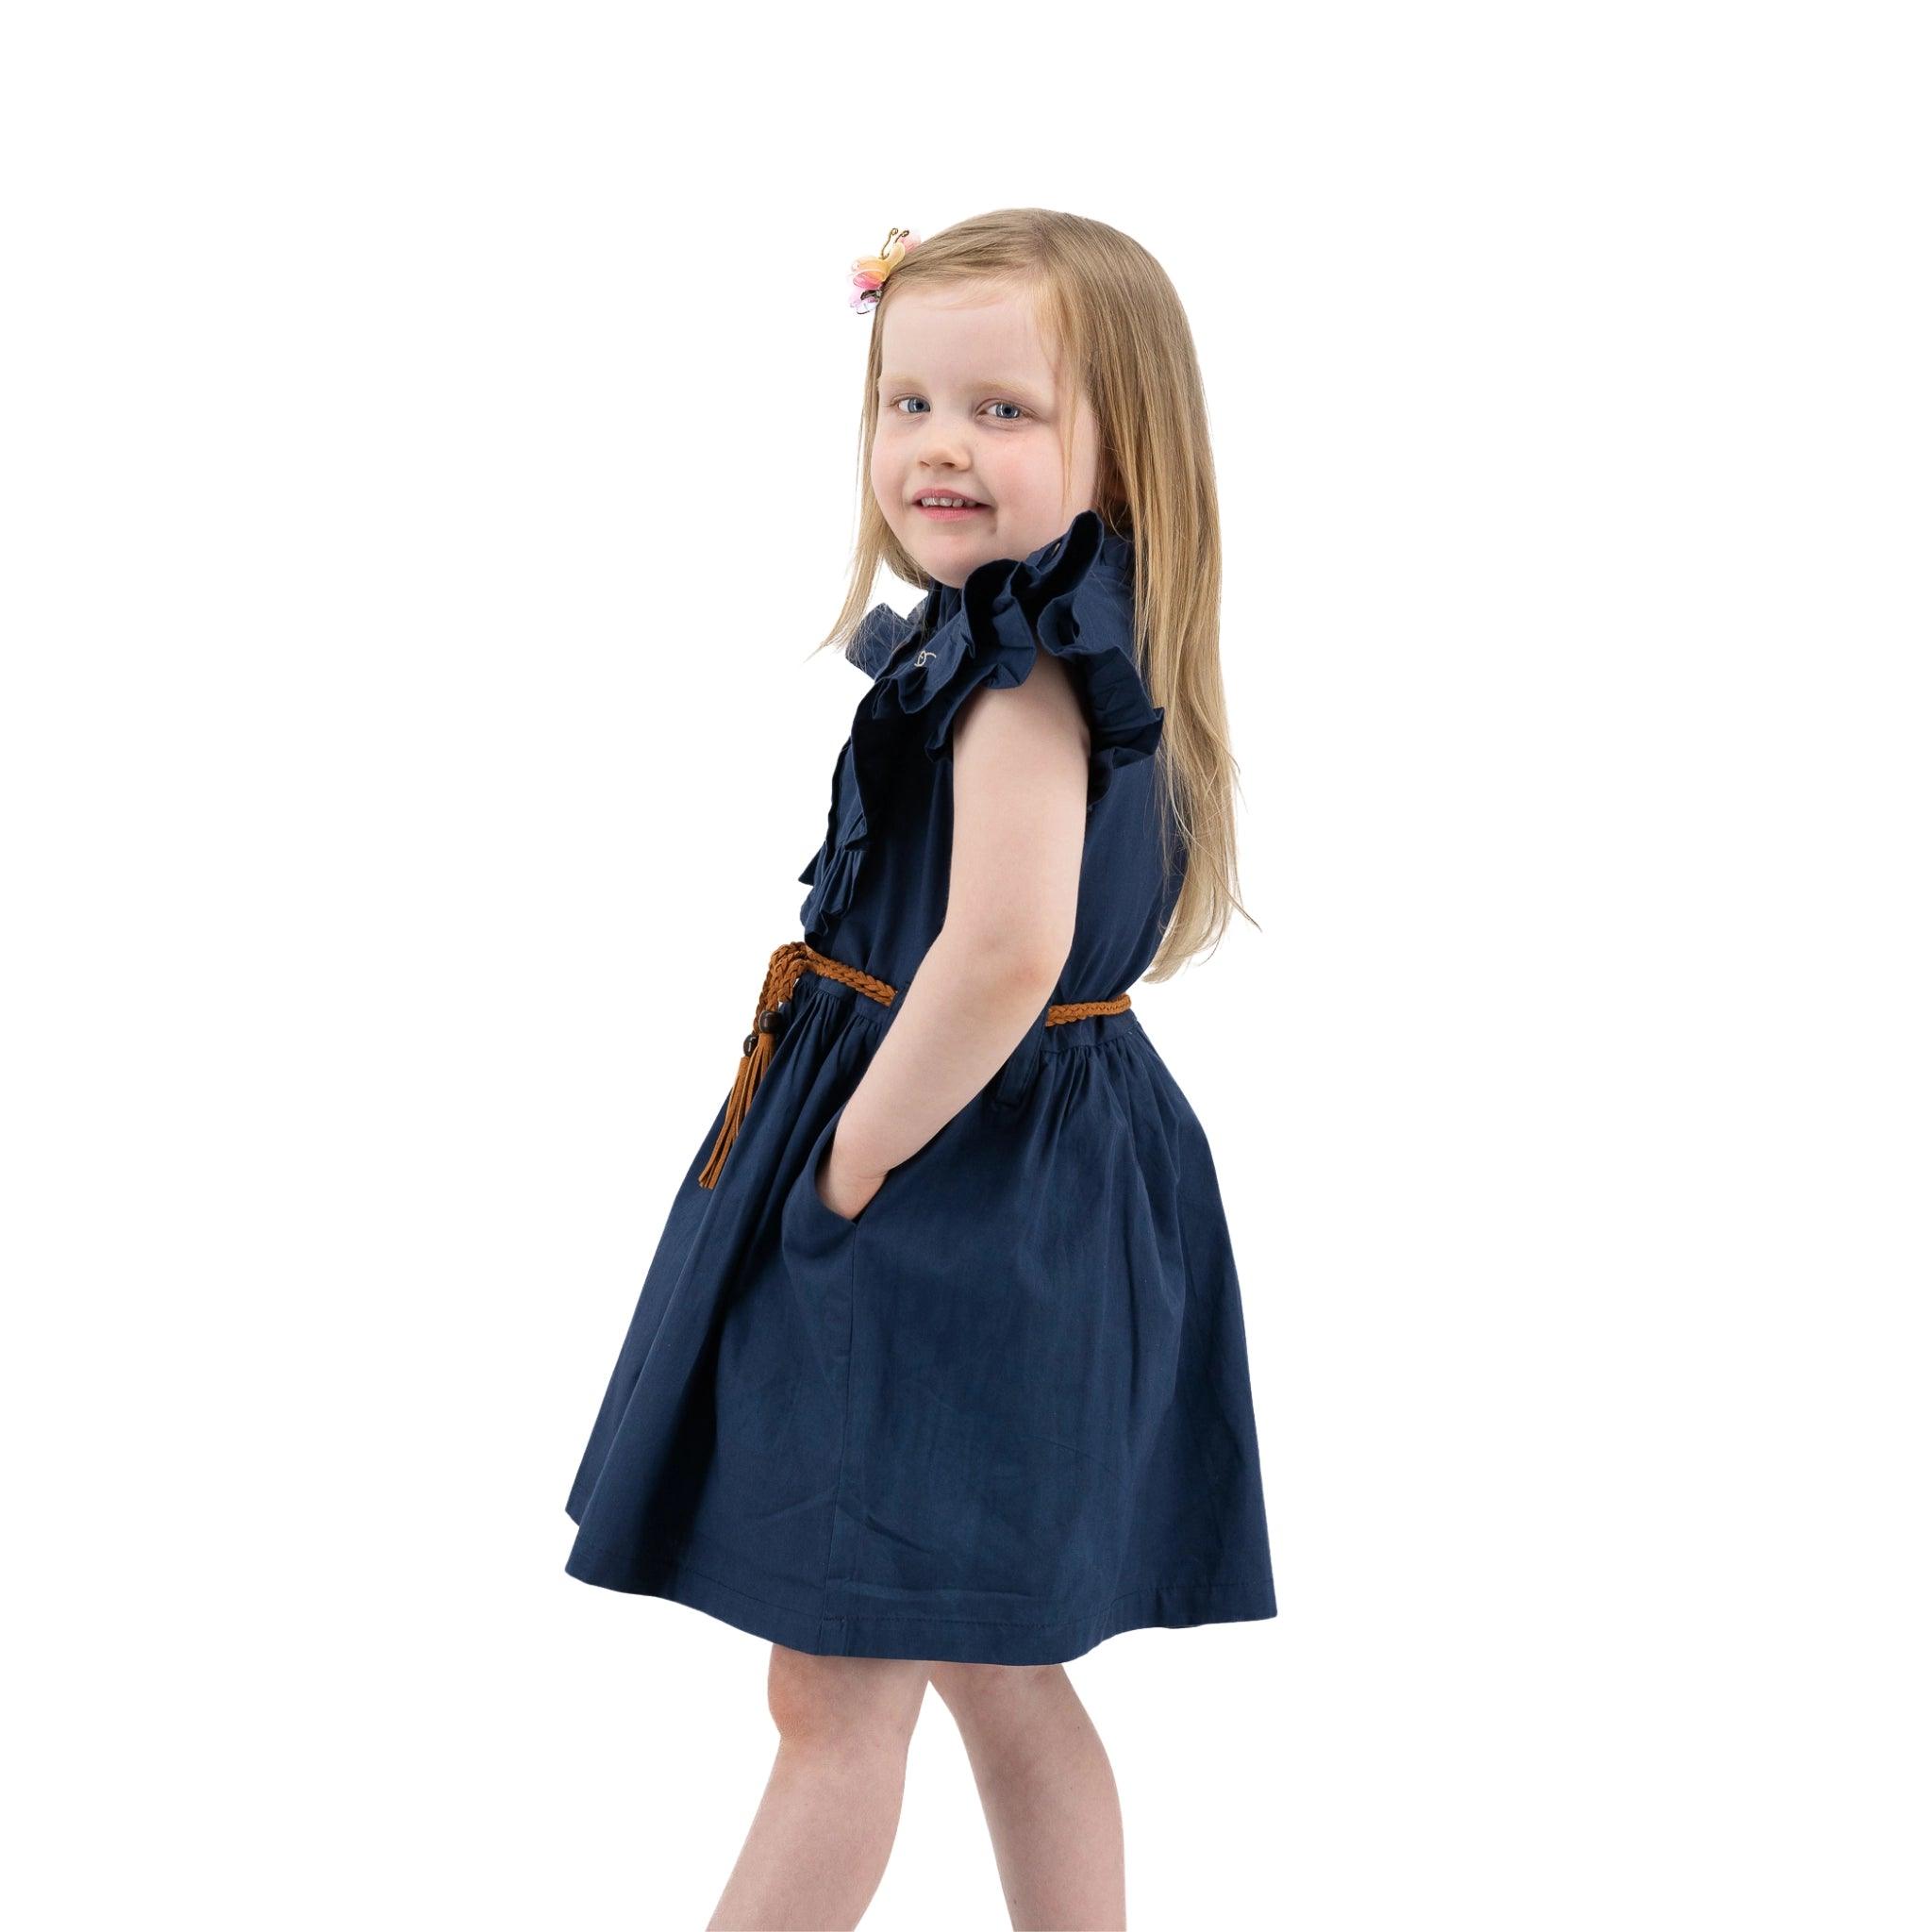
(817, 208), (1255, 981)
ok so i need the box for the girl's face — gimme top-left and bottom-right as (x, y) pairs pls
(871, 283), (1102, 589)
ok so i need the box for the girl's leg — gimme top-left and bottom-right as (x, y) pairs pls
(926, 1661), (1127, 1931)
(708, 1643), (932, 1932)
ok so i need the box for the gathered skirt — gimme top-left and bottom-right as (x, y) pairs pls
(563, 965), (1277, 1664)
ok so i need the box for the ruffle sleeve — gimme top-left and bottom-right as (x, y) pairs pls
(860, 509), (1165, 812)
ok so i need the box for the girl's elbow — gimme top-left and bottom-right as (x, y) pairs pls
(1009, 931), (1074, 994)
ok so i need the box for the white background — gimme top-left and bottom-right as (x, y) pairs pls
(5, 4), (1926, 1927)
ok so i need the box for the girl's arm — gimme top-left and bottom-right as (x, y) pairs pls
(819, 651), (1090, 1216)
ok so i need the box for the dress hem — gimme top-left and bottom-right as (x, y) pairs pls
(563, 1527), (1277, 1665)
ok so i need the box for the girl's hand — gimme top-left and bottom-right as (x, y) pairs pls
(818, 1137), (886, 1222)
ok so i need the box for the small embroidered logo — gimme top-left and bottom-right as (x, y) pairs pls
(914, 649), (935, 667)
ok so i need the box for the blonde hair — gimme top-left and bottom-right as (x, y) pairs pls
(817, 207), (1256, 981)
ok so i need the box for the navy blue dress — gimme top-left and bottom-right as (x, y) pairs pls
(564, 509), (1277, 1664)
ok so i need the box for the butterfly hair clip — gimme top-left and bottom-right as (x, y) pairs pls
(850, 226), (921, 314)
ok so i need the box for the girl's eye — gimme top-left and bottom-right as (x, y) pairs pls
(889, 397), (1030, 423)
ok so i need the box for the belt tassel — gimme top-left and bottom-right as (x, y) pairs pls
(698, 941), (897, 1190)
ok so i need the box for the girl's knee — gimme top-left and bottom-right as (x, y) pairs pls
(764, 1644), (930, 1751)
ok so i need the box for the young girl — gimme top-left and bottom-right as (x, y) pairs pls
(564, 208), (1275, 1930)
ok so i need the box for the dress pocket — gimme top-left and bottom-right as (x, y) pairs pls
(782, 1100), (865, 1247)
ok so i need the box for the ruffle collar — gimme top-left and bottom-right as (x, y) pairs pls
(798, 508), (1162, 943)
(846, 509), (1136, 681)
(849, 503), (1164, 812)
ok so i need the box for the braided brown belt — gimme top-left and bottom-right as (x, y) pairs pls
(696, 939), (1132, 1189)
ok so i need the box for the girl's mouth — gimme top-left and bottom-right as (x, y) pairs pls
(914, 499), (990, 523)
